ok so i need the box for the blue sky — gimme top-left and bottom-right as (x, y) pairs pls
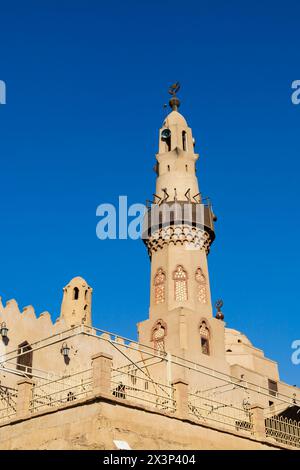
(0, 0), (299, 385)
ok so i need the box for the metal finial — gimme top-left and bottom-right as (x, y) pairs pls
(215, 299), (224, 321)
(168, 82), (180, 96)
(168, 82), (181, 111)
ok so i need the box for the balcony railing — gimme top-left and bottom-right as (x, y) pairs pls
(188, 391), (253, 434)
(265, 415), (300, 448)
(111, 368), (176, 413)
(0, 384), (17, 423)
(30, 368), (93, 414)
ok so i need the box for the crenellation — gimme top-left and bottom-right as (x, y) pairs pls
(38, 311), (53, 326)
(22, 306), (36, 320)
(4, 299), (21, 316)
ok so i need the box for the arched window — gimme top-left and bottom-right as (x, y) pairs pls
(182, 131), (187, 151)
(73, 287), (79, 300)
(161, 130), (171, 152)
(195, 268), (207, 304)
(199, 321), (210, 355)
(84, 289), (88, 300)
(173, 265), (188, 301)
(151, 319), (167, 353)
(154, 268), (166, 304)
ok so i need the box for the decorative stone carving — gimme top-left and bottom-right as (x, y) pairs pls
(173, 265), (188, 301)
(195, 268), (207, 304)
(151, 319), (167, 352)
(153, 268), (166, 304)
(145, 224), (212, 258)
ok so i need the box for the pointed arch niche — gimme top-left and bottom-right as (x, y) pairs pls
(151, 319), (167, 353)
(173, 265), (188, 301)
(195, 267), (207, 304)
(154, 268), (166, 304)
(199, 320), (210, 355)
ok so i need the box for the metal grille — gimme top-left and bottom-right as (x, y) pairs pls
(265, 416), (300, 448)
(111, 368), (176, 413)
(188, 390), (253, 433)
(0, 385), (17, 423)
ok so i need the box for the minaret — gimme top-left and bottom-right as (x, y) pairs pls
(60, 276), (93, 328)
(138, 85), (227, 366)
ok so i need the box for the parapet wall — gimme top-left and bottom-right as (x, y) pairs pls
(0, 353), (294, 450)
(0, 390), (283, 450)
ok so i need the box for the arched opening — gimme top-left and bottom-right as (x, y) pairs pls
(151, 319), (167, 353)
(84, 289), (88, 300)
(195, 268), (207, 304)
(73, 287), (79, 300)
(154, 268), (166, 304)
(165, 135), (171, 152)
(199, 321), (210, 355)
(182, 131), (187, 151)
(17, 341), (33, 377)
(185, 164), (188, 172)
(167, 165), (170, 172)
(161, 129), (171, 152)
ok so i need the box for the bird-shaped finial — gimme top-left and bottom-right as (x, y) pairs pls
(168, 82), (181, 110)
(168, 82), (180, 96)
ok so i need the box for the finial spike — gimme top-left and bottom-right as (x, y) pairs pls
(215, 299), (224, 321)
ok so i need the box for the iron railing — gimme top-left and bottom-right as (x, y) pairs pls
(265, 415), (300, 448)
(30, 368), (93, 413)
(0, 384), (17, 423)
(111, 368), (176, 413)
(188, 390), (253, 434)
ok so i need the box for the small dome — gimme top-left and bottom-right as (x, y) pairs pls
(225, 328), (253, 347)
(65, 276), (90, 288)
(163, 110), (188, 127)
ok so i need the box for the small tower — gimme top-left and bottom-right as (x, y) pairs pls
(60, 276), (93, 328)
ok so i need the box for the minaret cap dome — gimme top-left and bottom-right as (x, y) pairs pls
(65, 276), (90, 288)
(163, 110), (187, 128)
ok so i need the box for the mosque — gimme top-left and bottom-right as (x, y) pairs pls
(0, 86), (299, 450)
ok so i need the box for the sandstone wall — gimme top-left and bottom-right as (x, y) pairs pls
(0, 394), (282, 450)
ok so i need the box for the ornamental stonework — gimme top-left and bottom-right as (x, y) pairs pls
(153, 268), (166, 304)
(145, 225), (212, 257)
(173, 265), (188, 301)
(151, 319), (167, 352)
(195, 267), (207, 304)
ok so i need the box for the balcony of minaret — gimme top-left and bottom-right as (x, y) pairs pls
(142, 200), (216, 256)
